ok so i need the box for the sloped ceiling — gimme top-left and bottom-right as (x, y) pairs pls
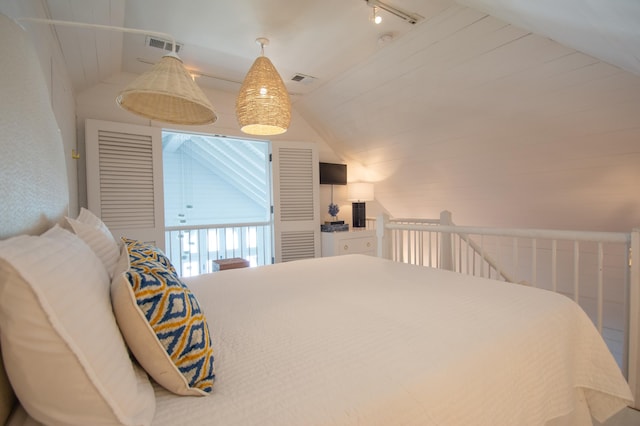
(296, 3), (640, 231)
(33, 0), (640, 231)
(460, 0), (640, 76)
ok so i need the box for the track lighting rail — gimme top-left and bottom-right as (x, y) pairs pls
(365, 0), (423, 25)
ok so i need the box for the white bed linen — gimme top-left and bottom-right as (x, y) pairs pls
(6, 254), (632, 426)
(150, 255), (631, 425)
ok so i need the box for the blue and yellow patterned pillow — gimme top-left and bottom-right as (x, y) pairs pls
(110, 239), (215, 396)
(121, 237), (177, 275)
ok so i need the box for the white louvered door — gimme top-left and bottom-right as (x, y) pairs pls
(85, 119), (165, 250)
(271, 141), (320, 262)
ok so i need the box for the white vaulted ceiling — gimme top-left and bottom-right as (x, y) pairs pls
(26, 0), (640, 230)
(297, 3), (640, 231)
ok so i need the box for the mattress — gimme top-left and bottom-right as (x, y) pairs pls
(144, 254), (631, 425)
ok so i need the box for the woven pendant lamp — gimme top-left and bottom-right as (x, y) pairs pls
(236, 38), (291, 136)
(15, 18), (217, 126)
(117, 52), (217, 125)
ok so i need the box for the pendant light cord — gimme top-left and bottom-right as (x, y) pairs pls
(256, 37), (269, 57)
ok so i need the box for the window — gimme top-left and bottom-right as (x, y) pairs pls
(85, 119), (320, 277)
(162, 131), (271, 226)
(162, 131), (273, 276)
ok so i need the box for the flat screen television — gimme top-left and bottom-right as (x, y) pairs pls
(319, 162), (347, 185)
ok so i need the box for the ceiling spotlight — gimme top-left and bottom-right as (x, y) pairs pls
(365, 0), (423, 25)
(372, 7), (382, 24)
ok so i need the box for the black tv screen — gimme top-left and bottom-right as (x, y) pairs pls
(319, 162), (347, 185)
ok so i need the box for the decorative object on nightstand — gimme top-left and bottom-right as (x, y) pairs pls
(319, 162), (348, 229)
(348, 182), (374, 228)
(324, 186), (348, 231)
(328, 201), (340, 221)
(326, 187), (344, 226)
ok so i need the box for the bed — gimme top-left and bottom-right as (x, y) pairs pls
(0, 12), (634, 426)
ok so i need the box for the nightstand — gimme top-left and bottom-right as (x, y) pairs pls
(321, 230), (377, 257)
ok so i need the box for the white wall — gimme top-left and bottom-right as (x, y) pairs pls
(0, 3), (79, 216)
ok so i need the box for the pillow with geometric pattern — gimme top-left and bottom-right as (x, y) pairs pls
(110, 239), (215, 396)
(121, 237), (177, 275)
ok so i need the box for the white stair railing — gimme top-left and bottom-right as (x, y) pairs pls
(377, 212), (516, 281)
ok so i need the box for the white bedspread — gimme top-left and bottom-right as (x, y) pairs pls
(148, 255), (632, 425)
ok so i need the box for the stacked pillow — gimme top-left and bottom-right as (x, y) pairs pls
(0, 225), (156, 426)
(65, 209), (214, 395)
(0, 208), (216, 425)
(66, 208), (120, 278)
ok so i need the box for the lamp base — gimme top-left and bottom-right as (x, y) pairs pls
(352, 202), (366, 228)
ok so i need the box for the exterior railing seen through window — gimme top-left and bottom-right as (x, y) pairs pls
(165, 222), (272, 277)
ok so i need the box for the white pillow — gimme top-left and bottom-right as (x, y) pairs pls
(67, 208), (119, 277)
(76, 207), (112, 233)
(0, 225), (155, 426)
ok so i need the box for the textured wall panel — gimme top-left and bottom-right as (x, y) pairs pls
(0, 14), (68, 239)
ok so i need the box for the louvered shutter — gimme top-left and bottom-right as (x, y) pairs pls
(85, 119), (165, 250)
(271, 141), (320, 262)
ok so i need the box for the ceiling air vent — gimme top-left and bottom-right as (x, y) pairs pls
(145, 36), (182, 53)
(290, 73), (317, 85)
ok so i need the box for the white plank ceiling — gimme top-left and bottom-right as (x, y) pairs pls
(297, 4), (640, 231)
(15, 0), (640, 231)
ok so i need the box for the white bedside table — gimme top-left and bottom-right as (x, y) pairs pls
(321, 229), (377, 257)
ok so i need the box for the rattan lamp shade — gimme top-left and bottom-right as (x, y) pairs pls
(117, 53), (217, 125)
(236, 55), (291, 135)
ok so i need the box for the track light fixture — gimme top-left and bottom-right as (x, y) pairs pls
(364, 0), (423, 25)
(372, 6), (382, 24)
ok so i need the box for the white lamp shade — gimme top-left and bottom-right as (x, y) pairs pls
(347, 182), (374, 201)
